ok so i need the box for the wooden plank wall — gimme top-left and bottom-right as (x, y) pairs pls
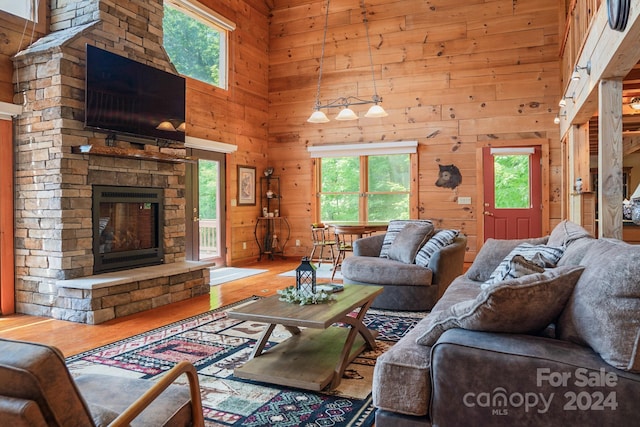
(268, 0), (563, 261)
(0, 16), (45, 103)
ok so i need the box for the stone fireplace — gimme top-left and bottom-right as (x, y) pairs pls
(11, 0), (211, 324)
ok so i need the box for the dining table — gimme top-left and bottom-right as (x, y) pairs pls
(325, 221), (389, 238)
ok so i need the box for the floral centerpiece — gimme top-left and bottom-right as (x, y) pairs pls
(277, 286), (336, 305)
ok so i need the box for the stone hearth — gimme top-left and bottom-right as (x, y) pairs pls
(11, 0), (210, 323)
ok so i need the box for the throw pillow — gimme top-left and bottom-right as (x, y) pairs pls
(465, 237), (549, 282)
(386, 222), (434, 264)
(492, 254), (545, 284)
(379, 219), (433, 258)
(414, 229), (459, 267)
(416, 266), (585, 347)
(547, 219), (593, 248)
(557, 238), (640, 373)
(483, 243), (564, 287)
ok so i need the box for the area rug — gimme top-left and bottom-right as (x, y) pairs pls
(210, 267), (269, 286)
(66, 297), (425, 427)
(279, 263), (342, 281)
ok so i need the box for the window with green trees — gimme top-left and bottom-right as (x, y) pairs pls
(318, 154), (410, 222)
(163, 0), (231, 89)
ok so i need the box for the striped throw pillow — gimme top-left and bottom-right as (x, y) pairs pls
(415, 229), (459, 267)
(483, 243), (564, 287)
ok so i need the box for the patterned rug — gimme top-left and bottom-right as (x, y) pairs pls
(66, 297), (425, 427)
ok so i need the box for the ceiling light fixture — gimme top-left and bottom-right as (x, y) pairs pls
(307, 0), (388, 123)
(571, 60), (591, 81)
(630, 97), (640, 110)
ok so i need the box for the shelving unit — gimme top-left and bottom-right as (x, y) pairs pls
(255, 175), (290, 260)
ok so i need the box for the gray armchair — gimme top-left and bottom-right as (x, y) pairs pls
(0, 338), (204, 427)
(342, 233), (467, 311)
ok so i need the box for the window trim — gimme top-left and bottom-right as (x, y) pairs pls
(165, 0), (235, 31)
(313, 149), (416, 223)
(308, 141), (418, 158)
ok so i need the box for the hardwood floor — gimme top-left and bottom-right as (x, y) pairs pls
(0, 258), (305, 357)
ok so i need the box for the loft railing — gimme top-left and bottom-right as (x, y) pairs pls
(559, 0), (602, 91)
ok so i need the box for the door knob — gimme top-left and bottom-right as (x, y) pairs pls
(483, 211), (494, 216)
(193, 217), (200, 222)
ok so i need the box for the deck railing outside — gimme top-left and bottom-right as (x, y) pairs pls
(199, 219), (219, 259)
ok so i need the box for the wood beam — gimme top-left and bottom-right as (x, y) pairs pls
(568, 123), (590, 224)
(598, 79), (624, 239)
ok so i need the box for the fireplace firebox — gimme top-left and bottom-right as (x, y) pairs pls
(93, 186), (164, 273)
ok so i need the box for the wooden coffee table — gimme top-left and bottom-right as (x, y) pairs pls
(227, 284), (383, 391)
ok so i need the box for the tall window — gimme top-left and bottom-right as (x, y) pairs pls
(163, 0), (235, 89)
(317, 154), (411, 222)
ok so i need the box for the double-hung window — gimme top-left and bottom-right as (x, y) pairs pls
(163, 0), (235, 89)
(309, 142), (418, 222)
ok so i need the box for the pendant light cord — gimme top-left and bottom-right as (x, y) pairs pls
(313, 0), (331, 110)
(361, 0), (379, 102)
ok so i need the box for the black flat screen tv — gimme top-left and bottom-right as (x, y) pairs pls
(84, 44), (186, 143)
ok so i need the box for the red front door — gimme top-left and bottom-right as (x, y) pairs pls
(483, 146), (542, 240)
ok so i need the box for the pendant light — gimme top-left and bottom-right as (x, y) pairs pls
(307, 0), (388, 123)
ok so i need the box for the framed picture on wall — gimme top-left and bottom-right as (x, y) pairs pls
(238, 165), (256, 206)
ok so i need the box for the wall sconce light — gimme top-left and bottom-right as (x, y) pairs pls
(630, 97), (640, 110)
(558, 95), (574, 107)
(571, 60), (591, 81)
(554, 112), (567, 125)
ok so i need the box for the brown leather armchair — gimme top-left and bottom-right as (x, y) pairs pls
(0, 338), (204, 427)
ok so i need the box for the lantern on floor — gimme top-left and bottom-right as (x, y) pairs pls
(296, 256), (317, 298)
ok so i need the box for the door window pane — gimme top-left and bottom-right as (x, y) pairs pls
(494, 154), (530, 209)
(198, 159), (219, 259)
